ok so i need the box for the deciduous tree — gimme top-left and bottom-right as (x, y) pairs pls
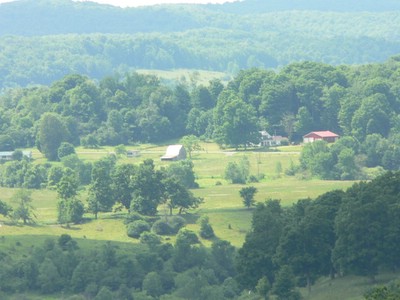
(130, 159), (164, 216)
(88, 156), (116, 219)
(239, 186), (258, 209)
(180, 135), (202, 159)
(0, 199), (11, 217)
(38, 113), (68, 161)
(236, 200), (284, 289)
(11, 189), (36, 224)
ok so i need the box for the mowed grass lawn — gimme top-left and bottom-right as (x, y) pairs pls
(0, 144), (355, 248)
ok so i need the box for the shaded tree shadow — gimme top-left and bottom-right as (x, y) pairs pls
(60, 225), (81, 231)
(180, 213), (200, 225)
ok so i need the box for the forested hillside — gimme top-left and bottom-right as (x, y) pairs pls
(0, 0), (400, 89)
(237, 171), (400, 298)
(1, 57), (400, 182)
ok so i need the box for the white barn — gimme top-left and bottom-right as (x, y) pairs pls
(160, 145), (186, 161)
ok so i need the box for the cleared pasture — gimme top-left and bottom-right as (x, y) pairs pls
(0, 144), (354, 248)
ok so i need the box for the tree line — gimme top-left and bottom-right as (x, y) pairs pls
(0, 154), (200, 224)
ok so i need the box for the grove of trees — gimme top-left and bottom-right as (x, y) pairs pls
(0, 232), (239, 300)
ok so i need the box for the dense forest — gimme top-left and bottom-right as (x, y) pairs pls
(0, 0), (400, 88)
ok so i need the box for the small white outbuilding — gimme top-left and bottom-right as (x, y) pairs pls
(160, 145), (186, 161)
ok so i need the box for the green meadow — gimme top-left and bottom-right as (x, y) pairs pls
(0, 144), (354, 249)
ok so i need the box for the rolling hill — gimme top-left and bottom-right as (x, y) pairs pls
(0, 0), (400, 89)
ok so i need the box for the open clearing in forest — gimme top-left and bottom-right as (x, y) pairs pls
(0, 144), (354, 248)
(136, 68), (230, 86)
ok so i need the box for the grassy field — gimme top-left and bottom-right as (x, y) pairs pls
(0, 143), (355, 249)
(299, 272), (400, 300)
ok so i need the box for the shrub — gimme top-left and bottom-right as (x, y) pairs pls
(169, 216), (186, 233)
(114, 144), (126, 156)
(280, 139), (290, 146)
(127, 220), (150, 238)
(248, 175), (259, 183)
(12, 150), (23, 161)
(58, 234), (78, 251)
(124, 211), (144, 224)
(152, 219), (172, 235)
(285, 160), (300, 176)
(199, 216), (215, 239)
(140, 231), (162, 247)
(224, 157), (250, 184)
(58, 142), (75, 160)
(176, 228), (199, 245)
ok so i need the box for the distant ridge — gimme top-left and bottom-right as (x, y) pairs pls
(0, 0), (400, 88)
(217, 0), (400, 13)
(1, 0), (400, 36)
(0, 0), (202, 36)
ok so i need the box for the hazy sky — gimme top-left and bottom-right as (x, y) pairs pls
(0, 0), (240, 7)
